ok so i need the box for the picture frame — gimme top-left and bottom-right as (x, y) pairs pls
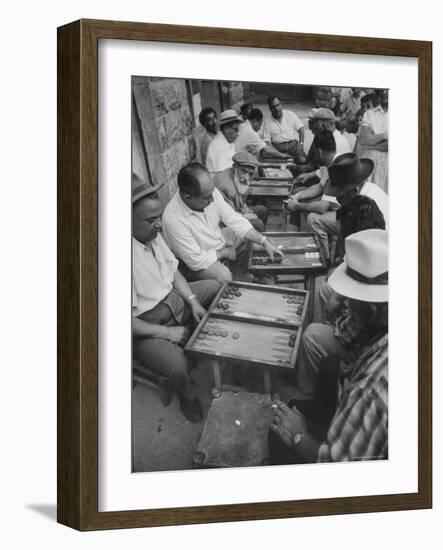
(57, 18), (432, 530)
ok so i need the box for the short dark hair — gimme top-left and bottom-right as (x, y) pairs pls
(247, 108), (264, 122)
(177, 162), (208, 197)
(240, 102), (253, 118)
(361, 93), (379, 108)
(313, 129), (336, 152)
(337, 195), (386, 240)
(267, 95), (280, 107)
(199, 107), (216, 126)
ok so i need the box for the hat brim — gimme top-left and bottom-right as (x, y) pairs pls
(220, 116), (243, 126)
(132, 181), (164, 203)
(328, 262), (388, 303)
(329, 158), (375, 189)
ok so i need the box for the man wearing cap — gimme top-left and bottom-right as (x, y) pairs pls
(132, 175), (220, 423)
(309, 108), (352, 157)
(262, 96), (306, 164)
(270, 229), (388, 463)
(213, 151), (268, 232)
(206, 109), (242, 173)
(235, 108), (292, 161)
(162, 163), (283, 283)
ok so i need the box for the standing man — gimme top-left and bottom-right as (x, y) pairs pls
(163, 163), (283, 283)
(358, 89), (389, 193)
(197, 107), (218, 166)
(263, 96), (307, 164)
(132, 177), (220, 423)
(206, 109), (242, 173)
(339, 88), (362, 123)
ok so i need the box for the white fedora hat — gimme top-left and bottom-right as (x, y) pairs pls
(219, 109), (243, 126)
(329, 229), (388, 302)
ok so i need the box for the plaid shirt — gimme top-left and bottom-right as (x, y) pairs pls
(318, 333), (388, 462)
(334, 308), (374, 350)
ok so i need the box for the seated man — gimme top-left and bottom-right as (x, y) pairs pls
(262, 96), (307, 164)
(162, 162), (282, 283)
(304, 152), (383, 265)
(206, 109), (242, 173)
(213, 151), (268, 232)
(286, 130), (340, 256)
(291, 108), (351, 179)
(235, 108), (292, 161)
(270, 229), (388, 463)
(197, 107), (218, 166)
(132, 177), (220, 423)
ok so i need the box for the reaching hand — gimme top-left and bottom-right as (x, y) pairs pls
(190, 301), (206, 323)
(165, 326), (190, 346)
(270, 399), (307, 448)
(263, 239), (284, 261)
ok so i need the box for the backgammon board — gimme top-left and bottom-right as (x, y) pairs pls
(248, 232), (328, 275)
(246, 181), (293, 198)
(185, 282), (309, 371)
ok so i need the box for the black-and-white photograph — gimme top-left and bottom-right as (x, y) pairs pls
(131, 77), (389, 472)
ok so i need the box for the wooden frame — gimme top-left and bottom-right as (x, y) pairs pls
(57, 18), (432, 531)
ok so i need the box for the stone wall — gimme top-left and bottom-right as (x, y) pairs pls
(132, 77), (195, 202)
(132, 78), (248, 202)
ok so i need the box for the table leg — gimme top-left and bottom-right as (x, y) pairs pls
(305, 275), (316, 323)
(263, 368), (271, 395)
(210, 359), (222, 392)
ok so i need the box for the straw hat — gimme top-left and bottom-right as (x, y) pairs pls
(328, 229), (388, 302)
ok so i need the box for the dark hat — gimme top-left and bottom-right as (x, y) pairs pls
(232, 151), (260, 169)
(328, 153), (374, 188)
(132, 180), (164, 203)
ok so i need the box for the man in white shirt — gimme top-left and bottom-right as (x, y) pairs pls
(196, 107), (218, 166)
(132, 177), (220, 423)
(263, 96), (307, 163)
(286, 130), (340, 242)
(162, 163), (283, 283)
(206, 109), (242, 173)
(235, 108), (292, 161)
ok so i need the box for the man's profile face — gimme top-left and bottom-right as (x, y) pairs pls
(250, 119), (262, 132)
(270, 98), (283, 120)
(221, 121), (240, 143)
(362, 100), (374, 112)
(132, 197), (163, 244)
(183, 170), (215, 212)
(203, 111), (218, 134)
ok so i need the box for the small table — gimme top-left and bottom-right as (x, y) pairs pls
(185, 281), (310, 394)
(248, 232), (328, 322)
(246, 180), (293, 230)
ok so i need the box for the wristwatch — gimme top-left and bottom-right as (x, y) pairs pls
(260, 235), (268, 246)
(292, 431), (304, 446)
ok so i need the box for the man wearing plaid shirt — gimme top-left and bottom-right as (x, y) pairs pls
(270, 229), (388, 463)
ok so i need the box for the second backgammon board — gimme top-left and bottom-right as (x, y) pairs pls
(248, 232), (328, 275)
(185, 282), (309, 372)
(246, 181), (293, 198)
(257, 166), (294, 180)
